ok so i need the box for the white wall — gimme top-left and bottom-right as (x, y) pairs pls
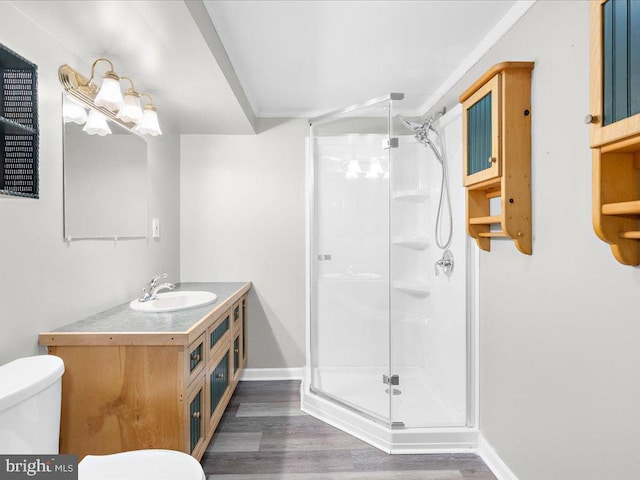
(0, 3), (180, 365)
(444, 2), (640, 479)
(180, 119), (307, 368)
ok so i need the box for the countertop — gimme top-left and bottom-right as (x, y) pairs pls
(39, 282), (251, 346)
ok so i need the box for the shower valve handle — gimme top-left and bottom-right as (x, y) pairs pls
(434, 250), (454, 276)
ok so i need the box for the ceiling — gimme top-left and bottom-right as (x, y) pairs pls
(203, 0), (520, 118)
(8, 0), (525, 133)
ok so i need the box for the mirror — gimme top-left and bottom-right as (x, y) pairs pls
(63, 95), (149, 240)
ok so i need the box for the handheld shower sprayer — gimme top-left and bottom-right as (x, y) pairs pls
(395, 107), (453, 253)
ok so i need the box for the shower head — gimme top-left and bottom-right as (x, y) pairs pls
(395, 107), (447, 134)
(396, 115), (424, 132)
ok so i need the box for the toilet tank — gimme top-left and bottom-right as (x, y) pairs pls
(0, 355), (65, 454)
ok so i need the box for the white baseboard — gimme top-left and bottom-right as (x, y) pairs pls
(240, 367), (304, 381)
(478, 434), (520, 480)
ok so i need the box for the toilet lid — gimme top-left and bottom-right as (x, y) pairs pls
(78, 449), (205, 480)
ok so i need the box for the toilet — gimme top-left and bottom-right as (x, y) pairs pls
(0, 355), (205, 480)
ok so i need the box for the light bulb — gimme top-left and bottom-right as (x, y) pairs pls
(83, 109), (111, 136)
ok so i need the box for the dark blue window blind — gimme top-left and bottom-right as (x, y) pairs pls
(603, 0), (640, 125)
(467, 92), (492, 176)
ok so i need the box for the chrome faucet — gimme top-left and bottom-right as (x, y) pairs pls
(139, 273), (174, 302)
(150, 282), (175, 299)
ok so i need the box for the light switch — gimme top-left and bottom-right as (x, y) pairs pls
(152, 218), (160, 238)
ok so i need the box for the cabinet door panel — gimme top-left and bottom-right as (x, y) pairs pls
(233, 335), (240, 378)
(463, 75), (501, 187)
(210, 352), (229, 416)
(187, 377), (206, 456)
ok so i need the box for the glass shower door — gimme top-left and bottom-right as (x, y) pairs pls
(309, 98), (392, 424)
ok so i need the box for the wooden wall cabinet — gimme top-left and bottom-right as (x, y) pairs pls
(41, 287), (249, 461)
(459, 62), (534, 255)
(590, 0), (640, 265)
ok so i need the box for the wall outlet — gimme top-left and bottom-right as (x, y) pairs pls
(152, 218), (160, 238)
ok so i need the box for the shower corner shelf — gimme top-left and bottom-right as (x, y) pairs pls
(392, 235), (430, 250)
(459, 62), (534, 255)
(589, 0), (640, 266)
(392, 189), (430, 203)
(392, 281), (431, 297)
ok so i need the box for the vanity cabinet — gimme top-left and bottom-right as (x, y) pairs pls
(590, 0), (640, 265)
(459, 62), (534, 255)
(39, 282), (250, 461)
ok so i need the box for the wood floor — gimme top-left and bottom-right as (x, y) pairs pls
(200, 381), (497, 480)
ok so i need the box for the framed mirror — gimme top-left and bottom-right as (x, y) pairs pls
(62, 95), (148, 240)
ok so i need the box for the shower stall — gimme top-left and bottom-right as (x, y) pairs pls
(302, 93), (478, 453)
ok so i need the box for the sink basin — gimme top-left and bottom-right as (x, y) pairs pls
(129, 291), (217, 313)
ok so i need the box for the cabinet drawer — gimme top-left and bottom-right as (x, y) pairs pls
(208, 309), (231, 360)
(187, 333), (205, 384)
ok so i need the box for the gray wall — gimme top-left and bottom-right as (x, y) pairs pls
(445, 2), (640, 479)
(0, 3), (181, 365)
(180, 119), (307, 369)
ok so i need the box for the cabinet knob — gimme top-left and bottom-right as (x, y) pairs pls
(192, 411), (200, 419)
(488, 157), (497, 164)
(584, 114), (598, 124)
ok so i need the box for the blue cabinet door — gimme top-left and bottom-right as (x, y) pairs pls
(463, 74), (501, 187)
(189, 386), (203, 453)
(210, 352), (229, 416)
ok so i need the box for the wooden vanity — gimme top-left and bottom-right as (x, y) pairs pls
(38, 282), (251, 461)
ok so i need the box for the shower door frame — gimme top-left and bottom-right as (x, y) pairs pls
(304, 97), (479, 442)
(306, 93), (398, 427)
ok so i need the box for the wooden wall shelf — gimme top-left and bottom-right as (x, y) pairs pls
(459, 62), (534, 255)
(590, 0), (640, 265)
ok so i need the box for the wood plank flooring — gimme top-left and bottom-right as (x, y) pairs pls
(201, 381), (497, 480)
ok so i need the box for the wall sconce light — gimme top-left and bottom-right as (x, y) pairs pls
(59, 57), (161, 136)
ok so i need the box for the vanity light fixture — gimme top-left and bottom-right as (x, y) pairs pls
(59, 57), (162, 136)
(83, 109), (111, 136)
